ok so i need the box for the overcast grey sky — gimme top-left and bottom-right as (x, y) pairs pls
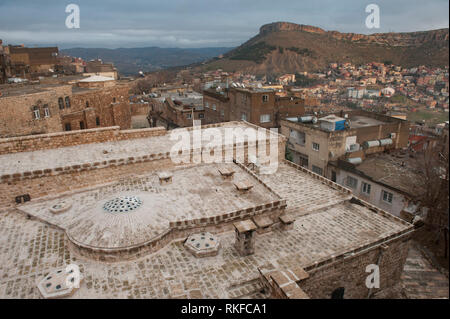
(0, 0), (448, 49)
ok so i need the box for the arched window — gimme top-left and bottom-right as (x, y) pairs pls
(331, 287), (345, 299)
(43, 104), (50, 118)
(58, 97), (64, 109)
(32, 106), (40, 119)
(65, 96), (71, 108)
(86, 101), (90, 108)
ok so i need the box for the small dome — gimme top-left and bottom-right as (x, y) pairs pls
(103, 196), (143, 214)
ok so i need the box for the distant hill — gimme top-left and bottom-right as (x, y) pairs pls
(197, 22), (449, 75)
(61, 47), (232, 75)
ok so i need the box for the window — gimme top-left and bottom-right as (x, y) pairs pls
(241, 113), (247, 121)
(381, 190), (393, 204)
(199, 113), (205, 119)
(32, 106), (40, 119)
(290, 129), (305, 145)
(361, 182), (371, 195)
(79, 121), (85, 129)
(86, 101), (90, 108)
(260, 114), (271, 123)
(212, 104), (217, 111)
(299, 153), (308, 168)
(64, 96), (71, 108)
(43, 105), (50, 118)
(186, 113), (192, 119)
(96, 117), (100, 126)
(241, 94), (247, 104)
(331, 170), (336, 182)
(205, 101), (209, 108)
(113, 97), (116, 103)
(346, 176), (358, 189)
(262, 95), (269, 102)
(312, 142), (320, 151)
(312, 165), (323, 176)
(58, 97), (64, 110)
(64, 123), (72, 131)
(220, 109), (224, 117)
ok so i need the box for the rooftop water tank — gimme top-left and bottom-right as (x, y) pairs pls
(347, 157), (362, 165)
(298, 116), (318, 124)
(363, 140), (381, 149)
(379, 138), (393, 146)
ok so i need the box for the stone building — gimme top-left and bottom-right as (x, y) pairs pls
(203, 87), (306, 128)
(0, 79), (132, 137)
(281, 110), (410, 177)
(4, 45), (59, 79)
(0, 121), (413, 299)
(84, 59), (118, 80)
(329, 151), (425, 219)
(0, 40), (11, 84)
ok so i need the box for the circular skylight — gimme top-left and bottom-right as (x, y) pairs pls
(103, 196), (143, 214)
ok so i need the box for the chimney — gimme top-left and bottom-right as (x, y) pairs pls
(157, 171), (173, 185)
(233, 220), (257, 256)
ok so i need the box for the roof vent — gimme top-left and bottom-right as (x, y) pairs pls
(49, 200), (72, 215)
(218, 167), (235, 179)
(157, 171), (173, 185)
(234, 180), (254, 192)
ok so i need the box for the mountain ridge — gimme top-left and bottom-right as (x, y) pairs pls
(61, 46), (232, 75)
(199, 21), (449, 75)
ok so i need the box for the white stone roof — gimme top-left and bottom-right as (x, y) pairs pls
(78, 75), (115, 83)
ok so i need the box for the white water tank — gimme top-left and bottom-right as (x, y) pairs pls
(363, 140), (381, 149)
(379, 138), (393, 146)
(347, 157), (362, 165)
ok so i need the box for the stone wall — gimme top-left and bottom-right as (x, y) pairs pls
(300, 231), (412, 298)
(0, 126), (167, 155)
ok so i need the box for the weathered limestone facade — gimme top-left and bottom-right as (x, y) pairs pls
(0, 82), (132, 138)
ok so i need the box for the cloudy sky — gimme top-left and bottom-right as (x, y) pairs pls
(0, 0), (448, 49)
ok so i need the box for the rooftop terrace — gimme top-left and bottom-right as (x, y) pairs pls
(0, 162), (412, 298)
(17, 163), (281, 253)
(0, 122), (280, 176)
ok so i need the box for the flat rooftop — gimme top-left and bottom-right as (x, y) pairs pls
(0, 122), (277, 176)
(285, 113), (389, 131)
(0, 162), (412, 298)
(348, 115), (386, 129)
(336, 151), (425, 197)
(0, 83), (70, 98)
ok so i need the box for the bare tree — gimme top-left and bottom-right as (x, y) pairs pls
(415, 134), (449, 258)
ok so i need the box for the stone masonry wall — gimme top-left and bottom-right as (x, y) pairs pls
(0, 126), (167, 155)
(300, 231), (412, 299)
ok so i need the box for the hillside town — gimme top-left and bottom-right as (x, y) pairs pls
(0, 35), (448, 302)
